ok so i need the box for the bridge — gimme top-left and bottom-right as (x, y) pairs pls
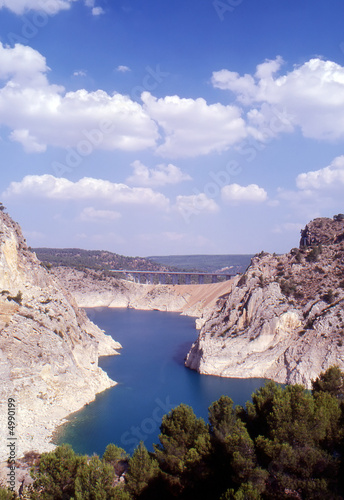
(109, 270), (234, 285)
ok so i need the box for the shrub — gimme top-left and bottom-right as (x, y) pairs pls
(306, 245), (322, 263)
(237, 274), (247, 287)
(322, 289), (335, 304)
(0, 487), (15, 499)
(280, 279), (296, 297)
(258, 275), (265, 288)
(314, 265), (325, 274)
(7, 291), (22, 305)
(295, 250), (303, 263)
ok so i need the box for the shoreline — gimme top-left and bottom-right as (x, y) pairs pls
(3, 278), (233, 470)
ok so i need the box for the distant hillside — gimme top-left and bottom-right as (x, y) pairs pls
(33, 248), (172, 273)
(147, 254), (253, 274)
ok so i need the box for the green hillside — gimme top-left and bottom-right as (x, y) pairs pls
(33, 248), (172, 273)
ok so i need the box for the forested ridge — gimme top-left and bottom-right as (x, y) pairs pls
(32, 248), (172, 273)
(3, 367), (344, 499)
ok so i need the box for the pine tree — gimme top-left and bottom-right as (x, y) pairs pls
(125, 442), (159, 498)
(29, 444), (86, 499)
(74, 455), (117, 500)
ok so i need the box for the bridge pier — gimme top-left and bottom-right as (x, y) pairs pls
(198, 274), (204, 285)
(185, 274), (191, 285)
(212, 274), (217, 283)
(172, 274), (178, 285)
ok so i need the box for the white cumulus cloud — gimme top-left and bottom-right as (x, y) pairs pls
(221, 183), (267, 203)
(0, 43), (159, 153)
(126, 160), (192, 187)
(277, 156), (344, 220)
(0, 0), (103, 15)
(3, 175), (170, 209)
(296, 155), (344, 190)
(141, 92), (248, 158)
(116, 65), (131, 73)
(91, 6), (103, 15)
(0, 0), (77, 14)
(9, 129), (46, 153)
(212, 57), (344, 141)
(73, 70), (87, 77)
(84, 0), (104, 15)
(0, 43), (49, 86)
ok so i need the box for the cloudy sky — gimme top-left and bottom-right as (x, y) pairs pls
(1, 0), (344, 256)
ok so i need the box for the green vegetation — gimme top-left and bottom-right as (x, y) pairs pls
(147, 254), (253, 274)
(33, 249), (253, 284)
(306, 245), (323, 263)
(10, 367), (344, 499)
(33, 248), (173, 274)
(279, 279), (297, 297)
(0, 488), (16, 499)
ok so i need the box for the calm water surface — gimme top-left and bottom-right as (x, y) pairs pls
(54, 308), (265, 455)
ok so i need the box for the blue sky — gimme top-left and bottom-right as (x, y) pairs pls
(0, 0), (344, 256)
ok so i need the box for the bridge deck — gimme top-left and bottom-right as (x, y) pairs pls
(109, 269), (234, 285)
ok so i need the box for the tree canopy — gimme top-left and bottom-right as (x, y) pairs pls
(21, 366), (344, 499)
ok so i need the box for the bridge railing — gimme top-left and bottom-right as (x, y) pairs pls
(109, 270), (234, 285)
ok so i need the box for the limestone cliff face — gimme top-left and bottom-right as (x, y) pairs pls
(0, 211), (121, 460)
(186, 217), (344, 389)
(51, 266), (233, 320)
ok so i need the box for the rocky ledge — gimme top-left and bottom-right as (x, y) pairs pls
(186, 216), (344, 388)
(0, 211), (121, 461)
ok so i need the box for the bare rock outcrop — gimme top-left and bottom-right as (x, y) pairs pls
(50, 266), (233, 319)
(186, 217), (344, 388)
(0, 211), (121, 461)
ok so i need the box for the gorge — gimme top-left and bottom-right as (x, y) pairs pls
(1, 209), (344, 463)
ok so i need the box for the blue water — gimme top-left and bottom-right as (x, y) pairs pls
(54, 308), (265, 456)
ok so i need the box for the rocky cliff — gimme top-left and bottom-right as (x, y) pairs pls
(49, 266), (233, 323)
(186, 217), (344, 388)
(0, 211), (121, 461)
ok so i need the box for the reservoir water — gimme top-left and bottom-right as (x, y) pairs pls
(54, 308), (265, 456)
